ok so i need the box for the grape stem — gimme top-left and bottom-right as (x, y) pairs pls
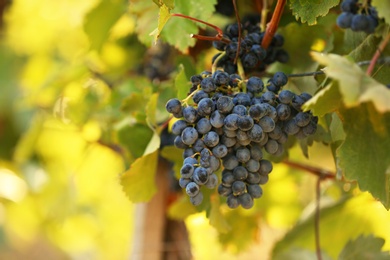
(171, 13), (230, 44)
(315, 177), (322, 260)
(212, 52), (227, 73)
(260, 0), (268, 32)
(232, 0), (242, 65)
(261, 0), (286, 49)
(366, 34), (390, 76)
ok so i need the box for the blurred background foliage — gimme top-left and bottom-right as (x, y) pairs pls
(0, 0), (390, 259)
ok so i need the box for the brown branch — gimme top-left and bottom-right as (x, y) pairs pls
(261, 0), (286, 49)
(233, 0), (242, 65)
(283, 160), (336, 180)
(171, 13), (230, 44)
(367, 33), (390, 76)
(315, 177), (322, 260)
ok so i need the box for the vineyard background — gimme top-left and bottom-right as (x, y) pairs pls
(0, 0), (390, 259)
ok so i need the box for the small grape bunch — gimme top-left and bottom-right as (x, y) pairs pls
(165, 70), (317, 209)
(336, 0), (379, 34)
(211, 19), (289, 75)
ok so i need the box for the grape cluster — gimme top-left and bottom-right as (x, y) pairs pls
(212, 21), (289, 74)
(165, 70), (317, 209)
(336, 0), (379, 34)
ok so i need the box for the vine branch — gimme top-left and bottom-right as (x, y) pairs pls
(283, 160), (336, 180)
(366, 33), (390, 76)
(261, 0), (286, 49)
(233, 0), (242, 65)
(171, 13), (230, 44)
(315, 177), (322, 260)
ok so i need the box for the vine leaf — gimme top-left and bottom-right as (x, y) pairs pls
(311, 52), (390, 112)
(303, 82), (342, 116)
(338, 234), (390, 260)
(168, 196), (197, 220)
(152, 0), (174, 9)
(208, 196), (231, 233)
(337, 104), (390, 209)
(175, 64), (190, 100)
(371, 0), (390, 22)
(150, 4), (172, 43)
(289, 0), (339, 25)
(120, 150), (159, 202)
(84, 0), (127, 51)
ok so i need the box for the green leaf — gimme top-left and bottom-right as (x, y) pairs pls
(143, 131), (160, 156)
(168, 196), (197, 220)
(274, 248), (332, 260)
(152, 0), (174, 9)
(120, 150), (159, 202)
(150, 4), (172, 42)
(208, 197), (230, 234)
(175, 64), (190, 100)
(372, 0), (390, 21)
(146, 92), (159, 129)
(161, 0), (217, 52)
(160, 145), (183, 179)
(218, 210), (260, 252)
(329, 112), (346, 143)
(121, 92), (148, 114)
(279, 22), (328, 72)
(84, 0), (126, 51)
(289, 0), (339, 25)
(311, 52), (390, 112)
(303, 83), (343, 116)
(337, 104), (390, 209)
(338, 234), (390, 260)
(117, 123), (154, 159)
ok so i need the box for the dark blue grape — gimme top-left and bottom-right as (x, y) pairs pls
(247, 76), (264, 94)
(174, 136), (188, 149)
(238, 193), (254, 209)
(171, 119), (188, 135)
(233, 166), (248, 180)
(247, 184), (263, 199)
(203, 131), (220, 148)
(351, 14), (369, 32)
(217, 96), (234, 114)
(251, 44), (267, 60)
(242, 52), (258, 68)
(181, 127), (199, 145)
(227, 195), (240, 209)
(232, 105), (247, 116)
(180, 163), (194, 178)
(166, 98), (182, 114)
(224, 113), (239, 131)
(183, 106), (198, 123)
(233, 93), (252, 106)
(236, 147), (251, 163)
(190, 191), (203, 206)
(232, 181), (246, 196)
(200, 77), (217, 93)
(218, 184), (232, 196)
(193, 167), (209, 185)
(337, 12), (354, 29)
(197, 98), (214, 116)
(212, 144), (228, 158)
(186, 182), (200, 197)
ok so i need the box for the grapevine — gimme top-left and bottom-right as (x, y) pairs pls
(165, 69), (317, 208)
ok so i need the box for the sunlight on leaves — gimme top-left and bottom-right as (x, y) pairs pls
(121, 150), (158, 202)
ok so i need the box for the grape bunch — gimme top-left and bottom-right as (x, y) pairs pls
(165, 70), (317, 209)
(336, 0), (379, 34)
(212, 20), (289, 75)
